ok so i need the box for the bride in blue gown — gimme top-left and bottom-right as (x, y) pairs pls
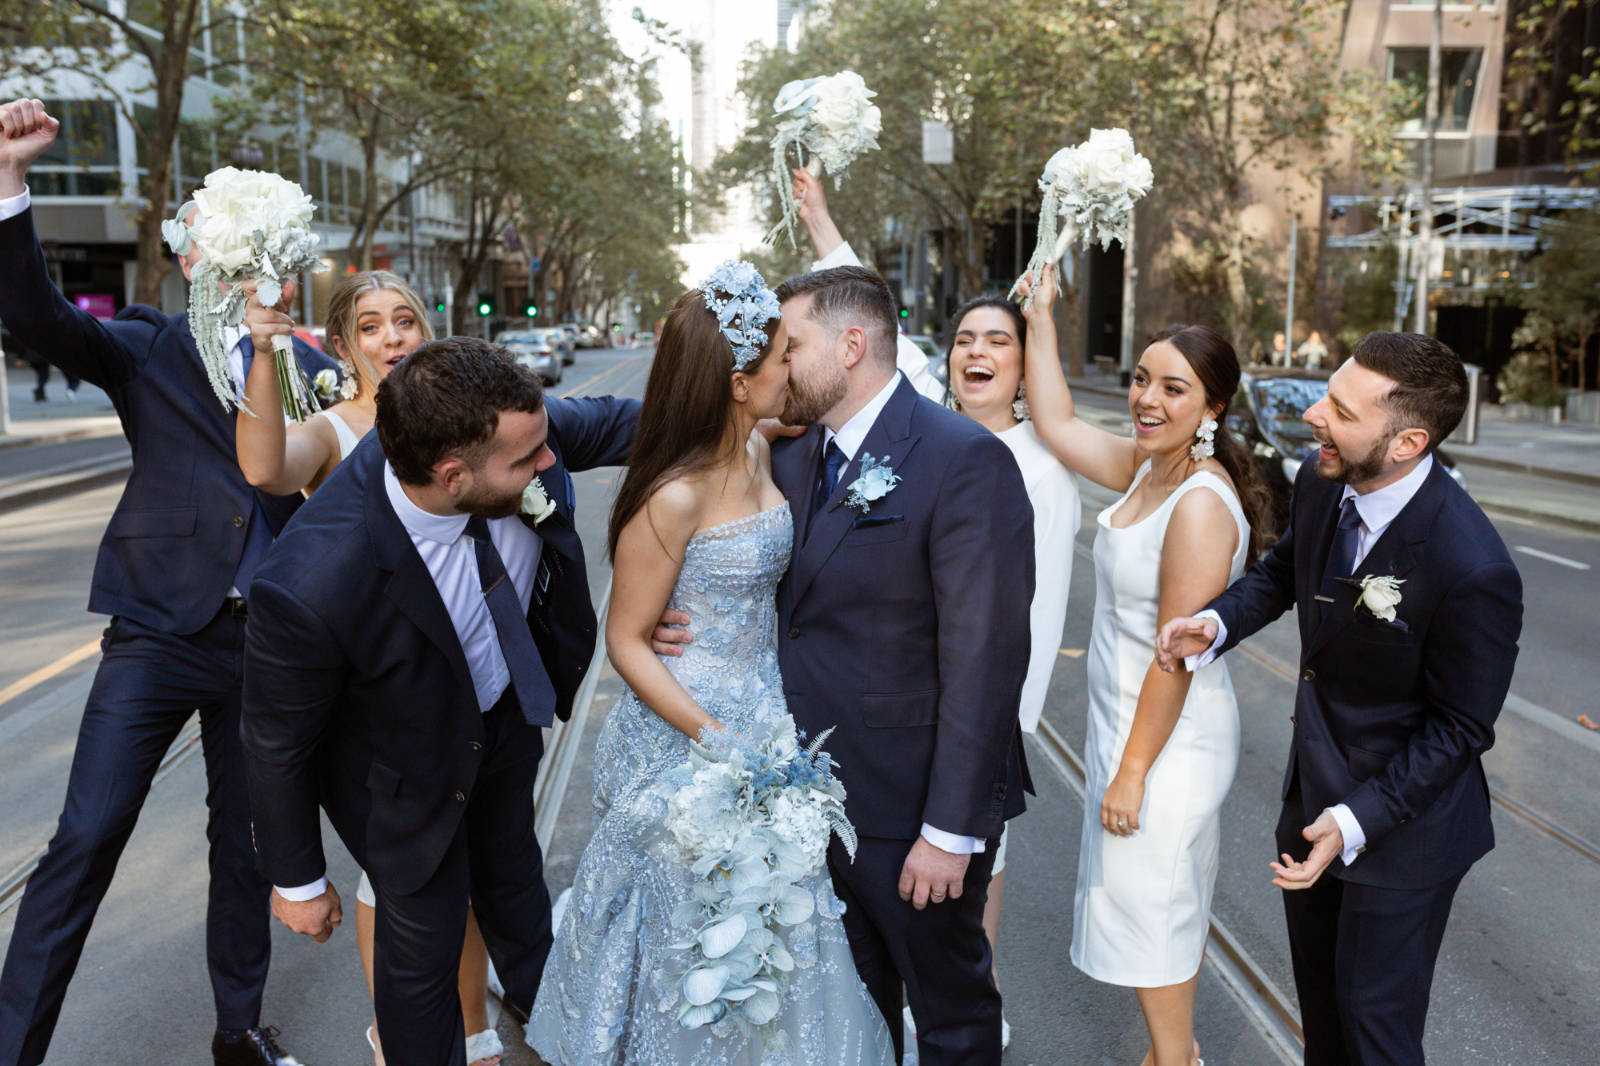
(525, 264), (895, 1066)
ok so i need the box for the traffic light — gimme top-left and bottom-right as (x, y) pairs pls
(523, 301), (539, 318)
(476, 297), (493, 317)
(898, 306), (910, 320)
(435, 300), (446, 313)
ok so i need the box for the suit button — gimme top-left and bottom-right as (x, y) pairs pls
(1302, 668), (1316, 682)
(232, 514), (246, 528)
(469, 741), (483, 752)
(453, 790), (466, 802)
(787, 626), (800, 639)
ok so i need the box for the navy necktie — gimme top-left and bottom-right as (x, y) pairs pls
(231, 335), (274, 599)
(465, 516), (556, 727)
(809, 440), (847, 539)
(1323, 496), (1363, 584)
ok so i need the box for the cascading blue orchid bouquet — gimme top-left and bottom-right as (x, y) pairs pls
(655, 717), (856, 1034)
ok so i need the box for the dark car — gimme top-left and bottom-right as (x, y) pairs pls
(1229, 367), (1461, 535)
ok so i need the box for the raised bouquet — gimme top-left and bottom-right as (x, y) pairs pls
(1010, 128), (1154, 307)
(655, 717), (856, 1034)
(766, 70), (882, 249)
(163, 166), (330, 421)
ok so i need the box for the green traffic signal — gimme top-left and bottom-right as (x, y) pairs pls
(435, 301), (446, 313)
(524, 303), (538, 318)
(898, 307), (910, 319)
(477, 301), (492, 317)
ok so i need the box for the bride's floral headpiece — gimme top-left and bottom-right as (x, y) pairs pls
(700, 260), (781, 372)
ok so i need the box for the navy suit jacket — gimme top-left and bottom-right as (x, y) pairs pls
(1209, 459), (1522, 888)
(773, 376), (1036, 842)
(241, 395), (638, 894)
(0, 207), (336, 634)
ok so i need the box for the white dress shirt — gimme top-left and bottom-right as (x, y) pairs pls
(276, 464), (544, 901)
(812, 241), (945, 404)
(1187, 455), (1435, 866)
(823, 372), (986, 857)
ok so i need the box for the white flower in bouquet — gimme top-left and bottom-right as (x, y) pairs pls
(767, 70), (882, 248)
(166, 166), (330, 422)
(1011, 128), (1154, 307)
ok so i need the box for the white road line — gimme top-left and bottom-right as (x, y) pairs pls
(1514, 545), (1591, 571)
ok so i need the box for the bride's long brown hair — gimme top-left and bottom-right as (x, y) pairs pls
(606, 289), (777, 559)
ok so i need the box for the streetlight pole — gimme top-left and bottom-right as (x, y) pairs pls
(1118, 209), (1138, 386)
(1284, 213), (1298, 366)
(1415, 0), (1443, 334)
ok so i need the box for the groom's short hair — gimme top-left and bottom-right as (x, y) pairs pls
(1350, 331), (1468, 453)
(377, 336), (545, 485)
(776, 265), (898, 368)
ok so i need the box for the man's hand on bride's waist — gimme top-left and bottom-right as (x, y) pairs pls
(652, 608), (693, 657)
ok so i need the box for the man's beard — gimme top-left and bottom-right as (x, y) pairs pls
(458, 484), (524, 519)
(1318, 433), (1390, 485)
(782, 359), (847, 426)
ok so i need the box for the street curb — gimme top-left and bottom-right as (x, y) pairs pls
(0, 423), (123, 452)
(0, 458), (130, 514)
(1451, 453), (1600, 489)
(1476, 498), (1600, 536)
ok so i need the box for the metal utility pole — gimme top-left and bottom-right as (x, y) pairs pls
(1415, 0), (1443, 334)
(1284, 213), (1298, 366)
(296, 79), (315, 327)
(1118, 209), (1139, 386)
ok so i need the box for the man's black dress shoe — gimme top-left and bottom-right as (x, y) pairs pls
(212, 1026), (304, 1065)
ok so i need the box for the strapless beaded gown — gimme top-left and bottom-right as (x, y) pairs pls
(525, 503), (895, 1066)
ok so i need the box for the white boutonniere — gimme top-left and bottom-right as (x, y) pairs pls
(844, 453), (901, 514)
(1350, 574), (1404, 622)
(520, 477), (558, 525)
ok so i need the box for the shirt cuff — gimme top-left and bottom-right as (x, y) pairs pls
(813, 240), (859, 271)
(1326, 804), (1366, 866)
(0, 186), (31, 222)
(920, 823), (986, 854)
(1184, 610), (1228, 671)
(275, 877), (328, 902)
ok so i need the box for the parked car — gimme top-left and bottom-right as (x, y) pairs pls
(1230, 366), (1461, 535)
(906, 334), (947, 399)
(554, 324), (580, 365)
(572, 323), (605, 349)
(497, 328), (564, 386)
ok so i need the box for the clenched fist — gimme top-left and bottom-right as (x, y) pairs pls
(271, 883), (343, 943)
(0, 99), (61, 197)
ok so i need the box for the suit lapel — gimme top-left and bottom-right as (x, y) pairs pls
(789, 378), (923, 609)
(1305, 461), (1446, 659)
(364, 451), (475, 690)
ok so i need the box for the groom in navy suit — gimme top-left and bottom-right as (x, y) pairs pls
(242, 338), (637, 1066)
(661, 266), (1035, 1064)
(0, 99), (336, 1066)
(1160, 333), (1523, 1066)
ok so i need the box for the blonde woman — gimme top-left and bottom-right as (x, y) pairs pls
(239, 271), (504, 1066)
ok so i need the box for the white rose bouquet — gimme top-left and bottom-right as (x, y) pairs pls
(1010, 128), (1154, 307)
(654, 717), (856, 1033)
(163, 166), (330, 421)
(766, 70), (882, 249)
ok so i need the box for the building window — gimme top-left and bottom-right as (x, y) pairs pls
(1388, 48), (1483, 134)
(33, 100), (120, 197)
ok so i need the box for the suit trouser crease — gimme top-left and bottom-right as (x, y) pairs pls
(0, 615), (270, 1066)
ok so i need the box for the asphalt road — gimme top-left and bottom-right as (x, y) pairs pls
(1, 348), (1595, 1064)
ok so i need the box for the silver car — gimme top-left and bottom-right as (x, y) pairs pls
(498, 328), (564, 386)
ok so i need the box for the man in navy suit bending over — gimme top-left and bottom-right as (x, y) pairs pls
(0, 99), (336, 1066)
(1159, 332), (1523, 1065)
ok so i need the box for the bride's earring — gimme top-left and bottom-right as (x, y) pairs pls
(337, 358), (359, 401)
(1012, 381), (1030, 422)
(1190, 416), (1218, 460)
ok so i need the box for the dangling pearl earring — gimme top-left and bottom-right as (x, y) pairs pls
(1190, 417), (1218, 461)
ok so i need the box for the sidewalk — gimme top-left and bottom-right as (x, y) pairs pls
(1070, 365), (1600, 534)
(1, 360), (121, 450)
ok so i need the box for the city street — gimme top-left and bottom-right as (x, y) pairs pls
(2, 346), (1597, 1064)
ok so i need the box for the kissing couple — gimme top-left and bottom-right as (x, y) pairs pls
(243, 260), (1035, 1065)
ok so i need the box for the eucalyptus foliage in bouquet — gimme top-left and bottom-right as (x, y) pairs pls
(1011, 128), (1154, 307)
(163, 166), (330, 422)
(766, 70), (882, 249)
(655, 717), (856, 1034)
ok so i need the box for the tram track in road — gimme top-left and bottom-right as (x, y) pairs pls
(1029, 719), (1307, 1064)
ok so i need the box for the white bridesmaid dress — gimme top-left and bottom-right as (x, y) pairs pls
(1070, 461), (1249, 987)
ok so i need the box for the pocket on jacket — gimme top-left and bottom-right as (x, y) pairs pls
(107, 507), (197, 539)
(1345, 743), (1392, 779)
(366, 760), (402, 796)
(862, 690), (939, 728)
(846, 515), (908, 546)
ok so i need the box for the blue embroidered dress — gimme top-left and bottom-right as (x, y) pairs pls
(525, 503), (895, 1065)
